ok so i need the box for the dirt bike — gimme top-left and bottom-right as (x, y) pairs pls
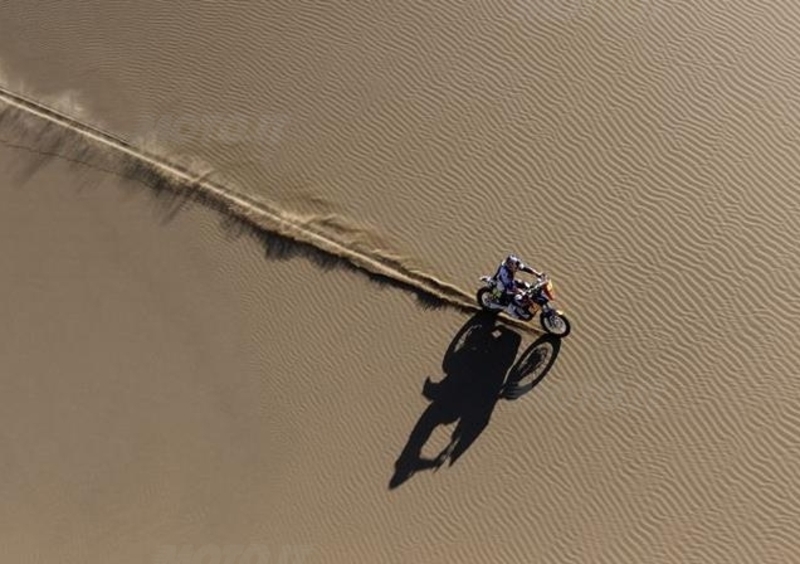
(476, 273), (571, 337)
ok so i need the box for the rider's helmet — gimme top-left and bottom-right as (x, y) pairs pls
(504, 254), (521, 272)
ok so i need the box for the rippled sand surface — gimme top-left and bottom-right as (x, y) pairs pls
(2, 1), (800, 562)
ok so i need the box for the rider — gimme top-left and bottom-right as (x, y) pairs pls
(493, 254), (543, 312)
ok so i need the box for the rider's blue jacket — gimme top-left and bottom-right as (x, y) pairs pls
(494, 258), (535, 294)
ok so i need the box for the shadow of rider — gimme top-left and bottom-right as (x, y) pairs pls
(389, 312), (521, 489)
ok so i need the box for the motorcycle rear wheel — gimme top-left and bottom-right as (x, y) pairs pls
(476, 288), (496, 310)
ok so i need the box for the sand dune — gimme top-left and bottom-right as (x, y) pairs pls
(2, 0), (800, 562)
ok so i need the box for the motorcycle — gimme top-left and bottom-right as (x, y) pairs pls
(476, 273), (571, 337)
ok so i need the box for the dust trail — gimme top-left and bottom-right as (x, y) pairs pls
(0, 86), (526, 323)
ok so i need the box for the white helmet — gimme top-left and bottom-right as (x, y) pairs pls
(504, 254), (521, 271)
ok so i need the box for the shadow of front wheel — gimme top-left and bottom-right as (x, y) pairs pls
(501, 334), (562, 400)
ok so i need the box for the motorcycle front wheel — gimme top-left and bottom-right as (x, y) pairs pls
(541, 311), (571, 337)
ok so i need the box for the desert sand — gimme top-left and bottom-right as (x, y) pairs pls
(1, 1), (799, 562)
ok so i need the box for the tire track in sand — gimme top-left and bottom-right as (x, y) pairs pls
(0, 86), (538, 333)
